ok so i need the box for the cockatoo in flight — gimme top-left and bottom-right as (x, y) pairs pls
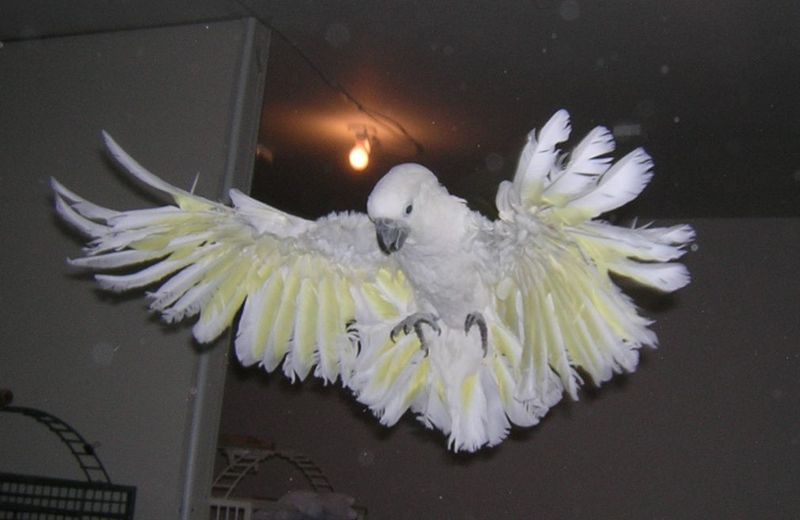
(53, 110), (693, 452)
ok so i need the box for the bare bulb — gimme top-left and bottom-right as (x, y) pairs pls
(349, 142), (370, 171)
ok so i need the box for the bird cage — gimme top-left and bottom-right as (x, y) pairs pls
(209, 435), (364, 520)
(0, 403), (136, 520)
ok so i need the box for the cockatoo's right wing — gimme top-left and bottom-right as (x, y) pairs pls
(53, 133), (413, 386)
(491, 110), (694, 409)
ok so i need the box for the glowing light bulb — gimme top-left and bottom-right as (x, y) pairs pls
(349, 140), (370, 171)
(347, 124), (375, 172)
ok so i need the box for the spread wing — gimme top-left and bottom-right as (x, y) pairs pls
(53, 133), (413, 385)
(492, 109), (693, 405)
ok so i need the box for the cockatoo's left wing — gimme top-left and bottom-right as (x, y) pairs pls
(53, 133), (412, 386)
(491, 109), (694, 408)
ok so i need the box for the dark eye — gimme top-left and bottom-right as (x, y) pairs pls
(404, 204), (413, 215)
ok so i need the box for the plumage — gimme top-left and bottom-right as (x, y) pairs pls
(53, 110), (693, 452)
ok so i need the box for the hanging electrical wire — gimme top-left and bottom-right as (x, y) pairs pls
(234, 0), (425, 157)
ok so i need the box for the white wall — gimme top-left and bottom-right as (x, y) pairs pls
(0, 18), (267, 519)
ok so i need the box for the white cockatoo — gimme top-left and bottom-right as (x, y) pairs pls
(53, 110), (693, 452)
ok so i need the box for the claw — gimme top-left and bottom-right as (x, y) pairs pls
(346, 319), (361, 355)
(391, 312), (440, 354)
(465, 312), (488, 356)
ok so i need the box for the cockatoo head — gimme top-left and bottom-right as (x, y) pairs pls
(367, 163), (445, 254)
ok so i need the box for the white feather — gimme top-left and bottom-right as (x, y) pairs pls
(577, 221), (693, 262)
(543, 292), (580, 399)
(640, 223), (696, 246)
(148, 248), (225, 311)
(610, 259), (692, 292)
(161, 269), (226, 323)
(542, 126), (615, 202)
(235, 274), (276, 366)
(567, 147), (654, 217)
(94, 250), (203, 291)
(102, 131), (184, 198)
(68, 249), (167, 269)
(51, 178), (120, 221)
(513, 109), (571, 202)
(229, 188), (311, 237)
(106, 206), (192, 230)
(86, 226), (170, 254)
(314, 276), (342, 383)
(192, 261), (252, 343)
(54, 194), (110, 237)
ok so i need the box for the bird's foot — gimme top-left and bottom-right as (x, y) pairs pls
(391, 312), (441, 355)
(465, 312), (488, 356)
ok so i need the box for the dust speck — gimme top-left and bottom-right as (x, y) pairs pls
(357, 449), (375, 467)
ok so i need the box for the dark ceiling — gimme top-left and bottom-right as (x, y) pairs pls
(3, 0), (798, 218)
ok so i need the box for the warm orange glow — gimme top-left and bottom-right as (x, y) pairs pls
(349, 141), (370, 171)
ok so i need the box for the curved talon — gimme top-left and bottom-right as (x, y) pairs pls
(391, 312), (440, 354)
(345, 319), (361, 355)
(465, 312), (488, 356)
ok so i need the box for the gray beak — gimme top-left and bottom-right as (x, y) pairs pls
(374, 218), (409, 254)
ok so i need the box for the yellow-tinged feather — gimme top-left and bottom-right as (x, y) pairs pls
(362, 282), (399, 320)
(205, 258), (249, 315)
(375, 336), (421, 389)
(556, 296), (594, 374)
(376, 336), (399, 358)
(588, 286), (628, 338)
(292, 279), (318, 380)
(194, 246), (238, 289)
(460, 373), (479, 409)
(573, 302), (610, 375)
(401, 357), (429, 409)
(492, 358), (512, 405)
(335, 276), (356, 323)
(166, 244), (202, 261)
(581, 295), (624, 375)
(520, 289), (538, 377)
(316, 276), (341, 380)
(128, 234), (173, 251)
(249, 250), (279, 285)
(264, 265), (301, 370)
(546, 264), (600, 376)
(173, 193), (217, 212)
(490, 324), (520, 364)
(543, 292), (578, 397)
(250, 273), (284, 360)
(507, 290), (522, 334)
(375, 268), (392, 286)
(495, 276), (515, 300)
(127, 218), (220, 251)
(542, 192), (572, 208)
(375, 268), (412, 305)
(393, 270), (411, 301)
(194, 256), (253, 342)
(532, 289), (551, 391)
(555, 206), (595, 226)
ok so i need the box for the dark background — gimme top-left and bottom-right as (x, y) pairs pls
(2, 1), (798, 518)
(3, 1), (799, 219)
(249, 0), (800, 222)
